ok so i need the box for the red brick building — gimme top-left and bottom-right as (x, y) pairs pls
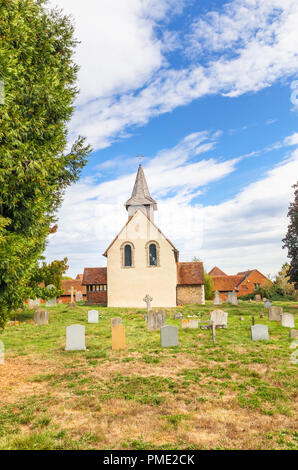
(57, 278), (87, 303)
(82, 267), (107, 306)
(209, 267), (272, 300)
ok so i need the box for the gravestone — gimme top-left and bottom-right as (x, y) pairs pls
(174, 312), (183, 319)
(65, 325), (86, 351)
(28, 298), (40, 310)
(45, 284), (56, 307)
(143, 294), (153, 313)
(67, 285), (77, 308)
(213, 291), (222, 305)
(264, 300), (272, 309)
(210, 310), (228, 328)
(255, 294), (261, 302)
(231, 291), (238, 306)
(281, 313), (295, 328)
(34, 309), (49, 325)
(290, 329), (298, 339)
(112, 323), (126, 350)
(111, 317), (122, 328)
(251, 324), (269, 341)
(147, 310), (166, 331)
(268, 306), (283, 321)
(181, 319), (198, 329)
(226, 292), (232, 303)
(75, 291), (83, 302)
(88, 310), (99, 323)
(160, 325), (178, 348)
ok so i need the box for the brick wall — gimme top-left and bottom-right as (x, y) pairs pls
(177, 285), (204, 305)
(237, 271), (272, 297)
(86, 290), (107, 306)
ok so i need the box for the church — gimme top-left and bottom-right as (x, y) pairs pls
(82, 162), (205, 308)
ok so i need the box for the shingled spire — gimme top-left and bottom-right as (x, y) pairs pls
(125, 163), (157, 222)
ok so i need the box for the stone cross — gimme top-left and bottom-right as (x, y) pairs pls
(69, 286), (76, 303)
(143, 294), (153, 312)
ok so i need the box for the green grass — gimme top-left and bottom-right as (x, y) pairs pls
(0, 300), (297, 450)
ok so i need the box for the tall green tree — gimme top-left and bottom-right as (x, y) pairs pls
(0, 0), (91, 328)
(283, 182), (298, 289)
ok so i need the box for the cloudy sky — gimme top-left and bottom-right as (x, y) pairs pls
(46, 0), (298, 278)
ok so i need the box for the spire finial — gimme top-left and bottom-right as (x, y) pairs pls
(136, 154), (144, 165)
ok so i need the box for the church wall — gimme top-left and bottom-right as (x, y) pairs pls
(177, 285), (204, 305)
(107, 210), (177, 308)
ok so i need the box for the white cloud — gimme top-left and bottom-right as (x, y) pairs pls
(284, 132), (298, 146)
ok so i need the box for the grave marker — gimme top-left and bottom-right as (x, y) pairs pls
(281, 313), (295, 328)
(251, 324), (269, 341)
(112, 323), (126, 350)
(147, 310), (166, 331)
(45, 284), (56, 307)
(88, 310), (99, 323)
(268, 306), (283, 321)
(160, 325), (178, 347)
(210, 310), (228, 328)
(65, 325), (86, 351)
(213, 291), (222, 306)
(34, 309), (49, 325)
(111, 317), (122, 327)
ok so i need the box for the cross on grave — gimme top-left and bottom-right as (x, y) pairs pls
(69, 286), (76, 303)
(143, 294), (153, 312)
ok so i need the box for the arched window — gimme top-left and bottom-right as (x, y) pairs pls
(121, 242), (134, 268)
(146, 241), (159, 267)
(124, 244), (132, 267)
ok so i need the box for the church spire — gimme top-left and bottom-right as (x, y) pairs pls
(125, 162), (157, 222)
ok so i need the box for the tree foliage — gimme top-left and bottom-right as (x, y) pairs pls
(283, 182), (298, 289)
(204, 272), (214, 300)
(0, 0), (91, 328)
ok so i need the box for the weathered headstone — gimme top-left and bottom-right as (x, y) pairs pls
(143, 294), (153, 313)
(112, 323), (126, 350)
(160, 325), (178, 347)
(75, 290), (83, 302)
(290, 329), (298, 339)
(34, 309), (49, 325)
(268, 306), (283, 321)
(181, 319), (198, 329)
(174, 312), (183, 319)
(147, 310), (166, 331)
(111, 317), (122, 327)
(45, 284), (56, 307)
(28, 298), (41, 310)
(210, 310), (228, 328)
(65, 325), (86, 351)
(281, 313), (295, 328)
(251, 324), (269, 341)
(255, 294), (261, 302)
(67, 285), (77, 308)
(88, 310), (99, 323)
(264, 300), (272, 309)
(231, 291), (238, 306)
(226, 292), (232, 303)
(213, 291), (222, 306)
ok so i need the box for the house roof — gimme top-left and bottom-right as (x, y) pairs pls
(82, 267), (107, 285)
(177, 262), (205, 285)
(61, 279), (86, 295)
(125, 164), (157, 210)
(75, 274), (83, 281)
(209, 266), (227, 277)
(212, 275), (244, 292)
(103, 209), (179, 259)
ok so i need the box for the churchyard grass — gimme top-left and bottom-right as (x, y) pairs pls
(0, 301), (297, 450)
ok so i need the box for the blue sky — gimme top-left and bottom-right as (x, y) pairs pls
(46, 0), (298, 278)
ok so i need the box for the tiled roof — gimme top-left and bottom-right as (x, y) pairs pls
(177, 262), (204, 285)
(209, 266), (227, 276)
(82, 267), (107, 285)
(212, 275), (244, 292)
(75, 274), (83, 281)
(61, 279), (86, 295)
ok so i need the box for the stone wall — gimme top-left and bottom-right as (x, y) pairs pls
(86, 291), (107, 306)
(177, 285), (205, 305)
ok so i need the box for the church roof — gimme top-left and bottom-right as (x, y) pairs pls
(212, 275), (244, 292)
(209, 266), (227, 276)
(125, 164), (157, 209)
(177, 262), (204, 285)
(82, 267), (107, 285)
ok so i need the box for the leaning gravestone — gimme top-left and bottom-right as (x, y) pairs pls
(281, 313), (295, 328)
(112, 323), (126, 350)
(290, 329), (298, 339)
(65, 325), (86, 351)
(75, 291), (83, 302)
(210, 310), (228, 328)
(28, 298), (40, 310)
(111, 317), (122, 328)
(264, 300), (272, 309)
(251, 324), (269, 341)
(45, 284), (56, 307)
(160, 325), (178, 348)
(147, 311), (166, 331)
(268, 306), (283, 321)
(88, 310), (99, 323)
(213, 291), (222, 306)
(34, 309), (49, 325)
